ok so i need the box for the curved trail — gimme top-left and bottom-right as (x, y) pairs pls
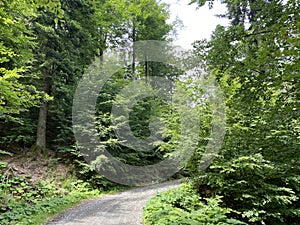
(47, 180), (182, 225)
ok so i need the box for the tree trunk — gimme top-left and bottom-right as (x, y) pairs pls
(145, 55), (149, 84)
(100, 48), (104, 62)
(132, 26), (136, 80)
(32, 75), (51, 156)
(151, 62), (156, 88)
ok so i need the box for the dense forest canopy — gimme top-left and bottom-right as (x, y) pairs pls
(0, 0), (175, 153)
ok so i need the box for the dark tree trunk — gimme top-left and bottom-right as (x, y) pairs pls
(32, 75), (51, 155)
(151, 62), (156, 88)
(132, 26), (136, 80)
(100, 48), (104, 62)
(145, 55), (149, 84)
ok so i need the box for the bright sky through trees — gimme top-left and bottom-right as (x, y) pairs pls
(164, 0), (228, 49)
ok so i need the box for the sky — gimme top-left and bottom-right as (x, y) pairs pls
(163, 0), (229, 49)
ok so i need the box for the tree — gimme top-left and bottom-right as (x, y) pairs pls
(0, 0), (37, 117)
(120, 0), (173, 79)
(31, 0), (100, 154)
(0, 0), (62, 152)
(188, 0), (300, 224)
(85, 0), (178, 183)
(0, 0), (63, 116)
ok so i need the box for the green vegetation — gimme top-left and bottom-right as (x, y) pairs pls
(0, 0), (176, 223)
(0, 160), (96, 225)
(0, 158), (127, 225)
(143, 0), (299, 224)
(193, 154), (299, 224)
(1, 0), (299, 224)
(143, 183), (247, 225)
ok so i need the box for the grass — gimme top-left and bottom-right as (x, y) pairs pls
(17, 186), (126, 225)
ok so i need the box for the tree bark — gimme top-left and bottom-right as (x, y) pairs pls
(33, 75), (51, 155)
(145, 55), (149, 84)
(151, 62), (156, 88)
(100, 48), (104, 62)
(132, 26), (136, 80)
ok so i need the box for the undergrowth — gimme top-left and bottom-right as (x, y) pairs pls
(143, 182), (247, 225)
(0, 160), (121, 225)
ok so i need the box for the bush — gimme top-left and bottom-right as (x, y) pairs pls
(143, 183), (247, 225)
(0, 161), (99, 225)
(193, 154), (300, 224)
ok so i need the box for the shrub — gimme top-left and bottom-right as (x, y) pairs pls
(193, 154), (300, 224)
(143, 183), (247, 225)
(0, 161), (99, 225)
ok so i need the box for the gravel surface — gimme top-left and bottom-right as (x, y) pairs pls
(47, 179), (183, 225)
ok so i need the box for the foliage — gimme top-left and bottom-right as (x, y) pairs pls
(187, 0), (300, 224)
(193, 154), (300, 224)
(0, 0), (175, 155)
(4, 0), (299, 223)
(0, 0), (182, 223)
(0, 0), (40, 116)
(0, 0), (63, 117)
(143, 183), (247, 225)
(0, 161), (100, 225)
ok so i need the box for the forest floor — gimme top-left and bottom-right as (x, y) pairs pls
(1, 151), (69, 183)
(0, 153), (102, 224)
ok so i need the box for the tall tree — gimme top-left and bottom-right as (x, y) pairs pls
(189, 0), (300, 224)
(0, 0), (62, 152)
(123, 0), (173, 79)
(31, 0), (100, 154)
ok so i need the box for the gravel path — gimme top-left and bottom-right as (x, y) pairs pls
(47, 179), (183, 225)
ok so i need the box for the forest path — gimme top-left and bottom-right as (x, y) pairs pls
(47, 179), (183, 225)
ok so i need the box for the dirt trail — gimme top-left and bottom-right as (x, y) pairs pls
(47, 180), (182, 225)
